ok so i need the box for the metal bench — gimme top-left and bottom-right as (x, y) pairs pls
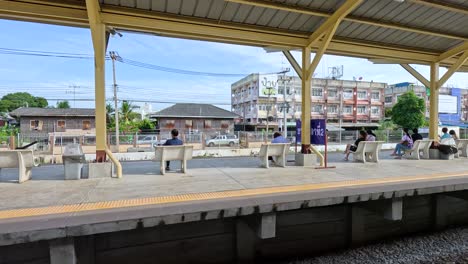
(0, 150), (39, 183)
(258, 143), (289, 168)
(154, 145), (193, 175)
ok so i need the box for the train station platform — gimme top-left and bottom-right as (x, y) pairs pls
(1, 154), (468, 263)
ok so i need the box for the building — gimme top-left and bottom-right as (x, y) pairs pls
(231, 74), (386, 130)
(149, 103), (240, 134)
(385, 82), (468, 124)
(9, 107), (95, 135)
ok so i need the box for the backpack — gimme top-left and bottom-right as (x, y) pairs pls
(438, 144), (458, 155)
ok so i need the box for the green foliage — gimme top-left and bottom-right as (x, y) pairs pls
(0, 92), (48, 112)
(385, 108), (392, 118)
(56, 101), (70, 109)
(120, 101), (140, 124)
(391, 91), (425, 129)
(138, 119), (155, 130)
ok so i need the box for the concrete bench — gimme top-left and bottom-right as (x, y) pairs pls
(258, 143), (289, 168)
(403, 139), (433, 160)
(455, 139), (468, 158)
(352, 141), (384, 163)
(0, 150), (39, 183)
(154, 145), (193, 175)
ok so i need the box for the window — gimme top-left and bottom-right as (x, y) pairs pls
(296, 105), (302, 112)
(82, 120), (91, 130)
(57, 120), (66, 132)
(371, 92), (380, 100)
(312, 105), (323, 113)
(221, 120), (230, 129)
(357, 106), (367, 114)
(204, 120), (212, 129)
(328, 105), (338, 113)
(328, 89), (337, 98)
(164, 120), (175, 129)
(312, 88), (323, 97)
(343, 90), (353, 99)
(371, 106), (380, 115)
(385, 96), (393, 103)
(343, 106), (352, 114)
(278, 87), (284, 95)
(357, 91), (367, 99)
(185, 120), (193, 129)
(30, 120), (43, 131)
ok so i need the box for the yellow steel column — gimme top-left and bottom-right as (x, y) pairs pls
(301, 46), (311, 153)
(86, 0), (107, 161)
(429, 62), (439, 140)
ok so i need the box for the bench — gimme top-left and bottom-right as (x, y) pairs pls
(352, 141), (384, 163)
(258, 143), (289, 168)
(455, 139), (468, 158)
(154, 145), (193, 175)
(0, 150), (39, 183)
(403, 140), (433, 160)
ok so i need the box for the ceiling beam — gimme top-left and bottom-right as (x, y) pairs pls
(438, 51), (468, 88)
(408, 0), (468, 16)
(226, 0), (468, 41)
(1, 0), (468, 71)
(400, 64), (430, 88)
(282, 51), (302, 79)
(306, 0), (362, 49)
(438, 41), (468, 62)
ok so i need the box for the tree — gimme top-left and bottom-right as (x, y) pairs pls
(0, 92), (48, 112)
(391, 91), (425, 129)
(120, 101), (139, 124)
(56, 101), (70, 109)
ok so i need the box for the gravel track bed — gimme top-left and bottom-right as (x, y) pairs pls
(286, 227), (468, 264)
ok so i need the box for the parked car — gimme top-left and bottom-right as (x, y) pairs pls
(206, 134), (239, 147)
(136, 135), (166, 146)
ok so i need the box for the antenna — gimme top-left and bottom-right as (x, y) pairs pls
(328, 65), (344, 80)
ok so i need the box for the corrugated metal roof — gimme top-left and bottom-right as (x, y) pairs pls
(95, 0), (468, 54)
(2, 0), (467, 70)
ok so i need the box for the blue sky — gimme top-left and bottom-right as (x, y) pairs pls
(0, 19), (467, 111)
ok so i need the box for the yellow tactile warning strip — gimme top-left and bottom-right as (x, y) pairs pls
(1, 171), (468, 220)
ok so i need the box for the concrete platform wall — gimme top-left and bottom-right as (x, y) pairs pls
(2, 191), (468, 264)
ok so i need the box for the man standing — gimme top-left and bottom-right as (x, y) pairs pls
(163, 129), (183, 170)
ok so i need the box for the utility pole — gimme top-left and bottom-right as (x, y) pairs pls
(278, 68), (291, 138)
(265, 87), (273, 141)
(109, 51), (121, 151)
(67, 84), (79, 107)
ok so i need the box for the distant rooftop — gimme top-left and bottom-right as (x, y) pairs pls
(10, 107), (95, 117)
(150, 104), (239, 119)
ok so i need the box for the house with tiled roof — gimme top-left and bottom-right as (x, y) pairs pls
(10, 107), (95, 135)
(149, 103), (240, 134)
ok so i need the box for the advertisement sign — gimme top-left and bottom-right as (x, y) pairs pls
(295, 119), (326, 145)
(259, 74), (278, 96)
(439, 94), (458, 114)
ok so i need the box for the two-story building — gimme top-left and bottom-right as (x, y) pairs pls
(231, 74), (386, 130)
(10, 107), (95, 135)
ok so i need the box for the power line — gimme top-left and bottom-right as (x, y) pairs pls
(42, 98), (231, 105)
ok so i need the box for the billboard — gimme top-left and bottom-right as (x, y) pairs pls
(439, 95), (458, 114)
(259, 74), (278, 97)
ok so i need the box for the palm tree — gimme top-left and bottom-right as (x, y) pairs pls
(120, 101), (139, 124)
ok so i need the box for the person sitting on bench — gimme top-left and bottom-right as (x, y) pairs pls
(163, 129), (183, 171)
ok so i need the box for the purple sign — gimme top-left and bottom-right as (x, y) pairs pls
(311, 119), (326, 145)
(295, 119), (326, 145)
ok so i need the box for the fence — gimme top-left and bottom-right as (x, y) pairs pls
(13, 128), (468, 152)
